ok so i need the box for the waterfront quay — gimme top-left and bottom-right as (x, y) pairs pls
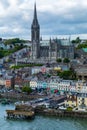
(5, 93), (87, 120)
(5, 95), (66, 120)
(0, 104), (87, 130)
(6, 110), (35, 119)
(6, 96), (87, 120)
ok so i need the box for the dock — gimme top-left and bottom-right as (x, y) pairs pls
(6, 110), (35, 119)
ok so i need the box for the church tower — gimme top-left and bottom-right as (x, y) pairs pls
(31, 3), (40, 59)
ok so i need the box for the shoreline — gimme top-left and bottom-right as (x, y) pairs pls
(1, 93), (87, 119)
(34, 106), (87, 118)
(16, 104), (87, 119)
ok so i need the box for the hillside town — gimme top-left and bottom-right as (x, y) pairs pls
(0, 3), (87, 119)
(0, 37), (87, 113)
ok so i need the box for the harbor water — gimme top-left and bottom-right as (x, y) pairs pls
(0, 104), (87, 130)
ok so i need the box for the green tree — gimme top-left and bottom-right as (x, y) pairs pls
(58, 70), (76, 80)
(63, 58), (70, 63)
(72, 40), (76, 44)
(22, 86), (32, 94)
(0, 47), (3, 50)
(56, 58), (62, 63)
(67, 107), (73, 111)
(77, 43), (87, 49)
(72, 37), (81, 44)
(0, 52), (3, 58)
(76, 37), (81, 43)
(4, 38), (26, 45)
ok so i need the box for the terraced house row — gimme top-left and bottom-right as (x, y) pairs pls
(30, 77), (87, 94)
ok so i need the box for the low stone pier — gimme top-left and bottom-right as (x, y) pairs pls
(6, 110), (35, 119)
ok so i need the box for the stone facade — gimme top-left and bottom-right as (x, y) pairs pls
(31, 4), (74, 61)
(31, 3), (40, 59)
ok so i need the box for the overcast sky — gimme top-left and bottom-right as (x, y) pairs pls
(0, 0), (87, 40)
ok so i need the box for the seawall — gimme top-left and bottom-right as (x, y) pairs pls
(35, 107), (87, 118)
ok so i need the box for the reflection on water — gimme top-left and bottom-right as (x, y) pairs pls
(0, 104), (87, 130)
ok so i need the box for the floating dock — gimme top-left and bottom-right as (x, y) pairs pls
(6, 110), (35, 119)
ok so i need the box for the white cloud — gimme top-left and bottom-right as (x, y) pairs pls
(0, 26), (9, 32)
(0, 0), (87, 39)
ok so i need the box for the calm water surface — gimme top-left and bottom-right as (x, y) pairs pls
(0, 104), (87, 130)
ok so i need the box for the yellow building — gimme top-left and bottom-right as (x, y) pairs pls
(77, 93), (87, 109)
(30, 80), (37, 89)
(76, 81), (83, 92)
(65, 95), (77, 108)
(54, 67), (61, 71)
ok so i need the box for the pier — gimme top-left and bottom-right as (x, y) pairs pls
(6, 110), (35, 119)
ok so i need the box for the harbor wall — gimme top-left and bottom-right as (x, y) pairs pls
(16, 105), (87, 118)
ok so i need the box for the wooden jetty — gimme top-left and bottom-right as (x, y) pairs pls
(6, 110), (35, 119)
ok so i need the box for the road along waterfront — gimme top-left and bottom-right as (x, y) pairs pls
(0, 104), (87, 130)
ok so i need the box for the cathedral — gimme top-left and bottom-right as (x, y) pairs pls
(31, 3), (74, 61)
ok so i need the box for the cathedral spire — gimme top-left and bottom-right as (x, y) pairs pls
(31, 3), (40, 59)
(32, 2), (39, 27)
(34, 2), (37, 20)
(31, 2), (40, 42)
